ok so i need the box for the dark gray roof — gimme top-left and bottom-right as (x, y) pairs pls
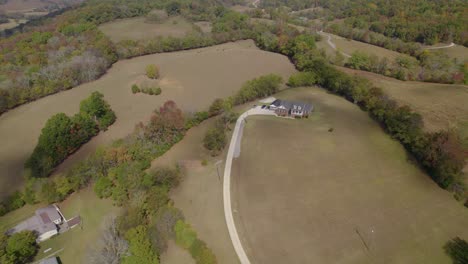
(36, 206), (61, 223)
(271, 99), (313, 113)
(7, 206), (60, 236)
(8, 215), (56, 235)
(39, 257), (59, 264)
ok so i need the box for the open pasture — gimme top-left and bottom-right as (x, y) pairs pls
(0, 39), (296, 198)
(98, 16), (196, 42)
(317, 32), (413, 62)
(430, 45), (468, 62)
(232, 87), (468, 264)
(337, 67), (468, 133)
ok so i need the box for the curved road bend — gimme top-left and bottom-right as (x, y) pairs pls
(223, 107), (276, 264)
(318, 31), (352, 58)
(423, 42), (456, 50)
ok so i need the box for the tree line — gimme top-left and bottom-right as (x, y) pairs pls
(25, 91), (116, 179)
(327, 24), (466, 84)
(203, 74), (283, 155)
(276, 33), (466, 200)
(296, 0), (467, 46)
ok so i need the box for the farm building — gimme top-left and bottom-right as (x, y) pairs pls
(269, 99), (313, 118)
(7, 205), (64, 242)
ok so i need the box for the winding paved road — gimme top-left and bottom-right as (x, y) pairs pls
(223, 107), (276, 264)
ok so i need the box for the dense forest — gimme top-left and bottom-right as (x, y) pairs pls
(260, 0), (468, 46)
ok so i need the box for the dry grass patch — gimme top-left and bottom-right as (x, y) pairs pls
(0, 40), (296, 198)
(232, 87), (468, 264)
(337, 67), (468, 133)
(317, 33), (413, 62)
(430, 45), (468, 62)
(194, 21), (212, 33)
(0, 18), (27, 30)
(98, 16), (196, 42)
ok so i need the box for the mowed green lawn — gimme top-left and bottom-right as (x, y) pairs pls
(232, 87), (468, 264)
(34, 187), (119, 263)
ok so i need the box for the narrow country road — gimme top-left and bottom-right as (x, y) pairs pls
(252, 0), (260, 8)
(223, 107), (276, 264)
(318, 31), (351, 58)
(423, 42), (456, 50)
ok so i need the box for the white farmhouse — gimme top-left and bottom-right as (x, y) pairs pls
(8, 205), (63, 242)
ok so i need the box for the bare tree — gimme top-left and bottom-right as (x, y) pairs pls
(87, 218), (128, 264)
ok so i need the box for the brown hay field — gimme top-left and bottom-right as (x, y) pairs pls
(232, 87), (468, 264)
(337, 67), (468, 133)
(0, 39), (296, 198)
(98, 16), (196, 42)
(0, 0), (82, 13)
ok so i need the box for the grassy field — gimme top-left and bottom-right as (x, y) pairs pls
(337, 67), (468, 133)
(98, 16), (196, 42)
(316, 32), (414, 62)
(0, 18), (27, 30)
(429, 45), (468, 62)
(194, 21), (212, 33)
(153, 116), (241, 264)
(33, 187), (119, 263)
(0, 39), (296, 197)
(232, 87), (468, 264)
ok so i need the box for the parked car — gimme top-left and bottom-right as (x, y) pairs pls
(261, 105), (266, 109)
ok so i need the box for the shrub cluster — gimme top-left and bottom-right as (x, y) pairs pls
(0, 231), (38, 264)
(145, 64), (160, 79)
(233, 74), (283, 105)
(204, 122), (227, 156)
(444, 237), (468, 264)
(131, 84), (162, 95)
(175, 220), (217, 264)
(25, 91), (115, 178)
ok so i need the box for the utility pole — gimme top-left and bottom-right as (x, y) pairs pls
(215, 160), (222, 182)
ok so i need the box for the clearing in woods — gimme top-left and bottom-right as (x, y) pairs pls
(98, 16), (196, 42)
(316, 32), (414, 62)
(337, 67), (468, 133)
(0, 40), (296, 198)
(428, 45), (468, 62)
(232, 87), (468, 264)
